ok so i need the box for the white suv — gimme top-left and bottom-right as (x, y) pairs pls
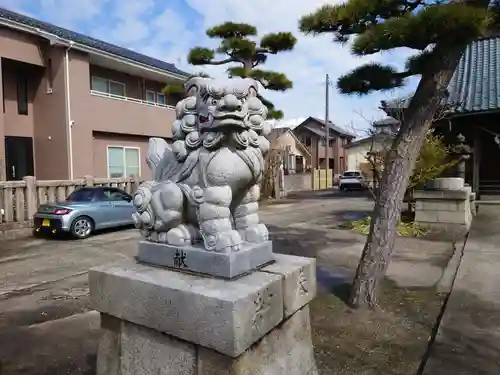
(339, 171), (366, 191)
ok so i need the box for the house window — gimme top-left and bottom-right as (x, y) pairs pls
(321, 138), (326, 146)
(109, 81), (125, 96)
(328, 139), (334, 147)
(91, 76), (126, 97)
(107, 146), (140, 178)
(146, 90), (156, 103)
(305, 136), (311, 146)
(157, 93), (166, 106)
(17, 71), (28, 115)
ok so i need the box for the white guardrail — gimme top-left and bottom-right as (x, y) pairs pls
(90, 90), (176, 110)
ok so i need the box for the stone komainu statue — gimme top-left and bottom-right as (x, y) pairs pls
(132, 77), (272, 253)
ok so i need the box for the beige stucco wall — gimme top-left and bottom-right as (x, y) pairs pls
(347, 137), (392, 171)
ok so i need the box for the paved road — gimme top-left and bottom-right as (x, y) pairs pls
(0, 191), (372, 298)
(422, 205), (500, 375)
(0, 191), (374, 375)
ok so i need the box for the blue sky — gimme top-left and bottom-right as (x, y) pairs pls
(0, 0), (420, 134)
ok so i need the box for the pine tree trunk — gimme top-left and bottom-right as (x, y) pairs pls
(348, 45), (467, 309)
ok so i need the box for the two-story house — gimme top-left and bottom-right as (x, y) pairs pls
(292, 117), (355, 174)
(269, 127), (311, 173)
(0, 8), (188, 181)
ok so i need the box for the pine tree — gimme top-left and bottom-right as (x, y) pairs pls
(299, 0), (497, 308)
(187, 22), (297, 119)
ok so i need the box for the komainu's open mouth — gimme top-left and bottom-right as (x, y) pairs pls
(212, 112), (246, 128)
(199, 114), (211, 124)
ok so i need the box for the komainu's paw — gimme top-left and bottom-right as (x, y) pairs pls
(204, 230), (242, 253)
(239, 223), (269, 244)
(166, 224), (197, 246)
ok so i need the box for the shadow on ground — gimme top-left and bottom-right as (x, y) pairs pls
(0, 312), (100, 375)
(286, 189), (374, 201)
(268, 224), (359, 293)
(33, 224), (136, 242)
(268, 223), (359, 258)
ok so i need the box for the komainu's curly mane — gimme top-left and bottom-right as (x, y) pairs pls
(134, 77), (272, 253)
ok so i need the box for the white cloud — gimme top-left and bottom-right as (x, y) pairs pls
(1, 0), (420, 133)
(39, 0), (108, 28)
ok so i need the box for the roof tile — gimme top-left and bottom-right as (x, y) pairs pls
(444, 36), (500, 113)
(310, 117), (356, 138)
(385, 36), (500, 115)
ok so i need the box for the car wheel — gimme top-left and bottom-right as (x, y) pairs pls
(339, 185), (344, 191)
(70, 216), (94, 239)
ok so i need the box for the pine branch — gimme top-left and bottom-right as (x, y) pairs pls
(162, 84), (184, 96)
(300, 1), (490, 55)
(259, 32), (297, 53)
(337, 63), (409, 95)
(188, 46), (239, 66)
(186, 22), (296, 118)
(162, 72), (212, 96)
(217, 37), (256, 60)
(250, 69), (293, 91)
(351, 3), (490, 56)
(257, 94), (283, 119)
(299, 1), (426, 38)
(206, 22), (257, 38)
(267, 108), (284, 120)
(227, 66), (248, 78)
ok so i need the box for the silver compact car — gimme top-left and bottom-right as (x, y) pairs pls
(33, 186), (136, 239)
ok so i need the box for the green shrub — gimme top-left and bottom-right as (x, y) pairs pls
(350, 216), (428, 237)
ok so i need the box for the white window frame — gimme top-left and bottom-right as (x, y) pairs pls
(157, 92), (166, 106)
(108, 79), (126, 96)
(146, 90), (156, 103)
(91, 76), (126, 97)
(106, 146), (141, 178)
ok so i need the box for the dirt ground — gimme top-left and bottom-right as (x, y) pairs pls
(311, 282), (445, 375)
(0, 190), (461, 375)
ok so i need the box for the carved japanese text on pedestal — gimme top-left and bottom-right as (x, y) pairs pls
(173, 250), (188, 268)
(132, 77), (272, 254)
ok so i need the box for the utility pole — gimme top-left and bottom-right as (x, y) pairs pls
(325, 73), (330, 189)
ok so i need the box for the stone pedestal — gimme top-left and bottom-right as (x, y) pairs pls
(415, 180), (474, 235)
(89, 253), (318, 375)
(425, 177), (465, 190)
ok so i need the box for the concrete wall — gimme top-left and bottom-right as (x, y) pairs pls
(346, 135), (392, 171)
(283, 173), (312, 192)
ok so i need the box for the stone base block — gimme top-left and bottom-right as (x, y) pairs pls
(426, 177), (464, 190)
(136, 240), (274, 279)
(89, 253), (316, 358)
(97, 306), (318, 375)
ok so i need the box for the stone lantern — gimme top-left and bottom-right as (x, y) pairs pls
(450, 133), (472, 181)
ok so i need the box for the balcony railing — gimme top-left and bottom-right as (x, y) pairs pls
(90, 90), (176, 110)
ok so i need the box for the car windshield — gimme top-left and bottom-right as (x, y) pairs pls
(343, 172), (361, 177)
(66, 188), (95, 202)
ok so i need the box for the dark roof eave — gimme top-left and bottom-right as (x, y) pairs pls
(297, 116), (356, 138)
(0, 8), (190, 78)
(345, 133), (395, 148)
(382, 103), (500, 121)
